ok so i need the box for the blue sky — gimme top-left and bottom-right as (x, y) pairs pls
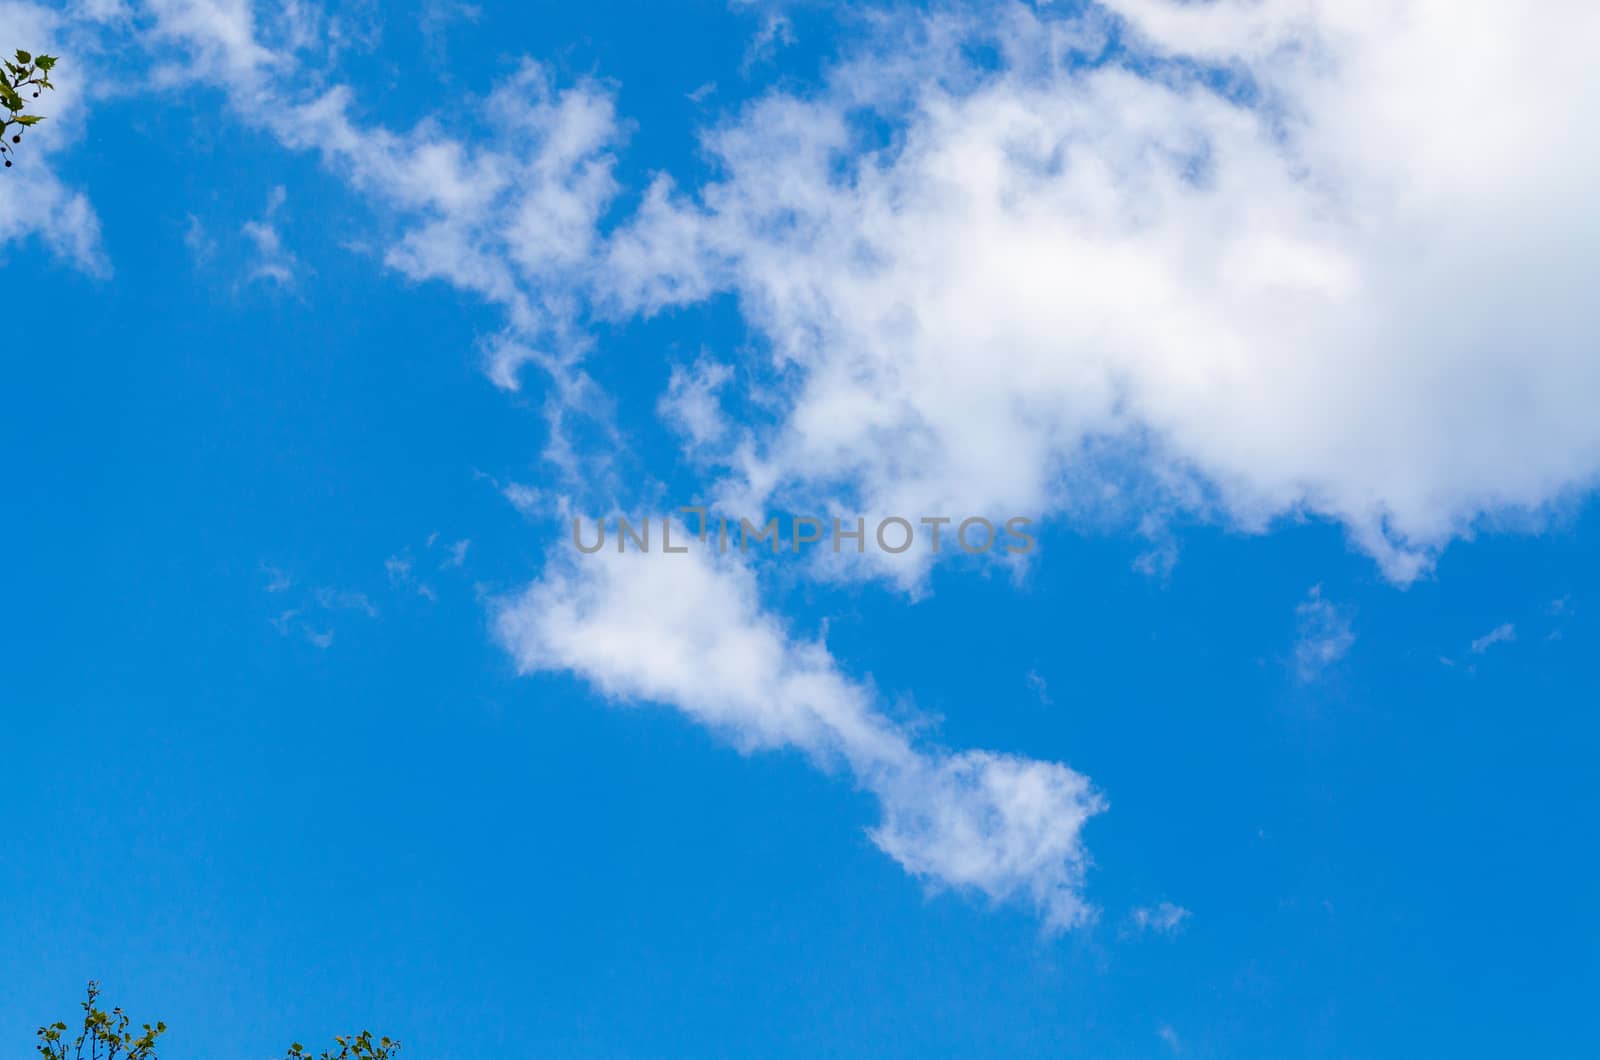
(4, 1), (1600, 1056)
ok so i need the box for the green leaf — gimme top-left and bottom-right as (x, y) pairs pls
(15, 114), (44, 125)
(14, 50), (30, 64)
(36, 55), (57, 71)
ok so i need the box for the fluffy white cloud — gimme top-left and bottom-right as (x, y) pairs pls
(141, 0), (280, 86)
(607, 0), (1600, 583)
(495, 529), (1104, 930)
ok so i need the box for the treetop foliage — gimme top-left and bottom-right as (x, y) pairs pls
(287, 1030), (404, 1060)
(35, 983), (400, 1060)
(35, 981), (166, 1060)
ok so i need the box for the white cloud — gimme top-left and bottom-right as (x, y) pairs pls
(183, 212), (217, 263)
(262, 562), (378, 648)
(494, 528), (1105, 930)
(741, 12), (795, 72)
(1469, 622), (1516, 655)
(659, 357), (734, 450)
(314, 586), (378, 618)
(143, 0), (267, 65)
(260, 562), (291, 592)
(268, 607), (335, 649)
(1131, 522), (1180, 580)
(240, 183), (297, 286)
(0, 162), (105, 270)
(606, 0), (1600, 585)
(418, 0), (480, 64)
(1128, 900), (1191, 936)
(385, 551), (437, 601)
(502, 481), (555, 518)
(1294, 584), (1354, 680)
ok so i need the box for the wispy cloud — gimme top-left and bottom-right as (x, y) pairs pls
(183, 213), (217, 265)
(241, 185), (298, 288)
(386, 552), (438, 602)
(740, 12), (795, 72)
(263, 562), (377, 647)
(261, 563), (292, 593)
(1470, 623), (1517, 655)
(1127, 901), (1191, 937)
(659, 357), (733, 451)
(1294, 586), (1355, 681)
(314, 587), (379, 618)
(269, 607), (333, 650)
(1132, 540), (1180, 580)
(418, 0), (481, 64)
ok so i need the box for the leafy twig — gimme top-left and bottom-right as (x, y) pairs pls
(1, 49), (58, 169)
